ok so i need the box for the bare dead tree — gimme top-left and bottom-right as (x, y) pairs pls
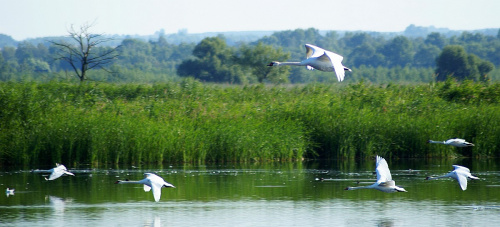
(50, 23), (120, 82)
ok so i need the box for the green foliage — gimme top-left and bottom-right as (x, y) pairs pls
(380, 36), (414, 67)
(235, 42), (290, 83)
(1, 81), (500, 167)
(177, 36), (246, 83)
(3, 27), (500, 84)
(436, 45), (495, 81)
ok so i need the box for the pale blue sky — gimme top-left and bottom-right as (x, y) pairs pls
(2, 0), (499, 40)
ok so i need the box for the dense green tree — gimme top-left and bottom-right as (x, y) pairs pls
(0, 34), (17, 48)
(380, 36), (414, 67)
(15, 42), (36, 61)
(476, 57), (495, 81)
(117, 38), (156, 70)
(348, 43), (384, 67)
(436, 45), (472, 81)
(413, 44), (440, 67)
(236, 42), (290, 83)
(178, 36), (245, 83)
(436, 45), (494, 81)
(341, 32), (373, 48)
(424, 32), (446, 48)
(1, 46), (16, 62)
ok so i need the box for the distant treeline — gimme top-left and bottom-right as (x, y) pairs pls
(1, 80), (499, 166)
(0, 27), (499, 83)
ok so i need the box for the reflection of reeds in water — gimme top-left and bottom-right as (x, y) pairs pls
(1, 80), (500, 166)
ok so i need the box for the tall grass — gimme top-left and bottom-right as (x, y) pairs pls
(1, 79), (500, 167)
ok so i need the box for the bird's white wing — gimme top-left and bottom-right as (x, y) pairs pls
(324, 51), (345, 82)
(144, 173), (165, 202)
(48, 167), (64, 180)
(446, 138), (465, 144)
(453, 165), (471, 173)
(305, 44), (325, 59)
(305, 44), (325, 70)
(456, 172), (468, 190)
(144, 184), (152, 192)
(63, 170), (75, 176)
(375, 156), (392, 183)
(150, 182), (162, 202)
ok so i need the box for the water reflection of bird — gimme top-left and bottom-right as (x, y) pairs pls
(45, 163), (75, 181)
(427, 138), (474, 147)
(345, 156), (407, 193)
(115, 173), (175, 202)
(426, 165), (480, 191)
(46, 195), (73, 216)
(267, 44), (351, 82)
(5, 188), (15, 197)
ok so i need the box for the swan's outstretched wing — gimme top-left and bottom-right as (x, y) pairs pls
(456, 172), (468, 190)
(453, 165), (471, 173)
(63, 170), (75, 176)
(48, 165), (65, 180)
(48, 171), (64, 180)
(324, 51), (346, 82)
(446, 138), (467, 145)
(378, 180), (396, 187)
(150, 181), (162, 202)
(305, 44), (325, 59)
(375, 156), (392, 184)
(305, 44), (325, 70)
(145, 173), (165, 202)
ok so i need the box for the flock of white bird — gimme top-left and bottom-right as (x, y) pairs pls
(4, 163), (176, 202)
(5, 141), (478, 201)
(4, 45), (480, 200)
(344, 154), (480, 193)
(267, 44), (479, 193)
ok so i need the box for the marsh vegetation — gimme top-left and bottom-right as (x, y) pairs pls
(1, 79), (499, 166)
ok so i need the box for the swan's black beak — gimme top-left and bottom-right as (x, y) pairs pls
(267, 62), (273, 66)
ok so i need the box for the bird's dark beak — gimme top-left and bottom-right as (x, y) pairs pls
(267, 62), (273, 66)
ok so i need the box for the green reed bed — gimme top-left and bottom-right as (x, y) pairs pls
(1, 80), (499, 166)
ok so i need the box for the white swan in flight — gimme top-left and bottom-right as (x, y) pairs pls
(345, 156), (407, 193)
(115, 173), (175, 202)
(6, 188), (15, 197)
(45, 163), (75, 181)
(426, 165), (479, 191)
(427, 138), (474, 147)
(267, 44), (351, 82)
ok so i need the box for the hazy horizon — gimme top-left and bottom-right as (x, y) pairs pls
(2, 0), (500, 40)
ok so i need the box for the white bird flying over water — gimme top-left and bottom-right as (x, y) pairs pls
(427, 138), (474, 147)
(426, 165), (479, 191)
(345, 156), (407, 193)
(6, 188), (15, 197)
(267, 44), (351, 82)
(45, 163), (75, 181)
(115, 173), (175, 202)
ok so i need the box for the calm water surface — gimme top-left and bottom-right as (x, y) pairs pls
(1, 158), (500, 227)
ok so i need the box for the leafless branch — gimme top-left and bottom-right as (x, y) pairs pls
(49, 22), (119, 82)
